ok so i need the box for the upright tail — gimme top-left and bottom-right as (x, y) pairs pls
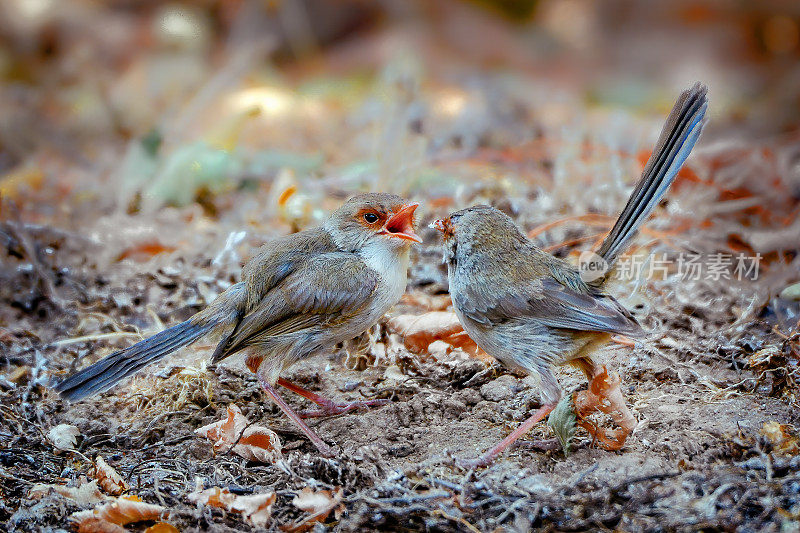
(595, 83), (708, 271)
(53, 320), (214, 401)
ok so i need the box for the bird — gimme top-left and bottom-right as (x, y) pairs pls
(432, 83), (708, 467)
(54, 192), (422, 457)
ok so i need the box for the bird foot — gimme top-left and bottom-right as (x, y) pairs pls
(299, 398), (390, 418)
(455, 454), (494, 470)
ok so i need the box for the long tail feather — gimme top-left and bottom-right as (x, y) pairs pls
(53, 321), (212, 401)
(595, 83), (708, 268)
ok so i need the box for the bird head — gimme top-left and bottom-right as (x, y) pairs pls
(431, 205), (525, 264)
(326, 193), (422, 252)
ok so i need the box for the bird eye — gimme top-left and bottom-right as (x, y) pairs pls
(363, 213), (379, 223)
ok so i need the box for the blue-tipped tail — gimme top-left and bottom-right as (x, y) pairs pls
(596, 83), (708, 268)
(54, 320), (212, 401)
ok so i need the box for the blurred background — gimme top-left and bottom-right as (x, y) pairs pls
(1, 0), (799, 217)
(0, 0), (798, 315)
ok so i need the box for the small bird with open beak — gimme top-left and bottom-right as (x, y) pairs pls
(432, 84), (708, 467)
(54, 193), (421, 457)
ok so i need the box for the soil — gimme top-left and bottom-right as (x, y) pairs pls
(1, 201), (799, 531)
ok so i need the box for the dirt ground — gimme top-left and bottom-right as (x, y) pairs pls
(2, 174), (799, 531)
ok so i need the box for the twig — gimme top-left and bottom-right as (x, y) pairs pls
(52, 331), (143, 347)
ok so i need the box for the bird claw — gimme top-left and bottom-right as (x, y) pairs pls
(299, 398), (390, 418)
(455, 455), (493, 470)
(315, 442), (338, 458)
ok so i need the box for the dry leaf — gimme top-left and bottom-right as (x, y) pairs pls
(90, 456), (129, 496)
(74, 518), (127, 533)
(574, 366), (637, 450)
(281, 487), (345, 532)
(116, 241), (177, 262)
(188, 483), (276, 527)
(762, 421), (800, 456)
(29, 478), (105, 505)
(144, 522), (180, 533)
(195, 404), (282, 463)
(387, 312), (480, 355)
(71, 495), (166, 533)
(399, 292), (453, 310)
(47, 424), (80, 451)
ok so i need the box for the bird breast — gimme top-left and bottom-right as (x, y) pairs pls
(360, 242), (410, 318)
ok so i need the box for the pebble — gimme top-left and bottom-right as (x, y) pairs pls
(453, 388), (482, 406)
(480, 374), (519, 402)
(780, 282), (800, 301)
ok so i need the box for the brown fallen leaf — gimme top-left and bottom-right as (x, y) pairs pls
(90, 456), (129, 496)
(29, 478), (105, 506)
(195, 404), (282, 463)
(387, 312), (481, 356)
(144, 521), (180, 533)
(574, 366), (637, 450)
(115, 241), (176, 262)
(188, 483), (276, 527)
(762, 421), (800, 456)
(399, 292), (453, 311)
(70, 495), (167, 533)
(74, 518), (127, 533)
(281, 487), (345, 532)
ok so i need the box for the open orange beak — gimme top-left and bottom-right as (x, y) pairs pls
(380, 203), (422, 243)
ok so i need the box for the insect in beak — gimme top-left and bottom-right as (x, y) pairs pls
(430, 217), (453, 237)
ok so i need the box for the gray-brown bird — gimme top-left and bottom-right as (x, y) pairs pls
(54, 193), (421, 457)
(433, 84), (708, 467)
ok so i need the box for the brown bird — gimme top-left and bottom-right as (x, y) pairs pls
(54, 193), (422, 457)
(433, 84), (708, 467)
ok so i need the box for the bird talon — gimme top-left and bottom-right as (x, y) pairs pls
(455, 455), (492, 470)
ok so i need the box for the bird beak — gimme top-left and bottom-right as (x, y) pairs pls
(430, 217), (455, 239)
(381, 203), (422, 243)
(430, 218), (448, 233)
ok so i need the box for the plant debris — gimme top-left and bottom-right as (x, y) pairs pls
(188, 482), (276, 528)
(89, 457), (129, 496)
(70, 496), (167, 533)
(195, 404), (282, 463)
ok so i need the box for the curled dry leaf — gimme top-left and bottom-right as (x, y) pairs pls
(188, 483), (276, 527)
(90, 456), (129, 496)
(282, 487), (345, 532)
(195, 404), (282, 463)
(144, 522), (180, 533)
(70, 495), (166, 533)
(47, 423), (80, 451)
(387, 312), (480, 356)
(574, 366), (637, 450)
(762, 421), (800, 456)
(29, 478), (105, 506)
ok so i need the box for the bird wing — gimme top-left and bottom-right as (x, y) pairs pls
(212, 252), (379, 361)
(454, 276), (643, 336)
